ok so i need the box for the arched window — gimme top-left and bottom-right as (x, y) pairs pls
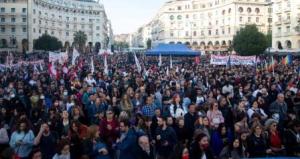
(239, 7), (243, 13)
(177, 15), (182, 20)
(247, 7), (252, 13)
(170, 15), (174, 20)
(255, 8), (260, 14)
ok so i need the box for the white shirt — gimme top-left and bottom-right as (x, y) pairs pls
(169, 104), (186, 118)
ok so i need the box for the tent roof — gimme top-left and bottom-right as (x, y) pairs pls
(145, 43), (199, 56)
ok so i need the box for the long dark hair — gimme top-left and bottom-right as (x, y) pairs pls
(16, 118), (30, 133)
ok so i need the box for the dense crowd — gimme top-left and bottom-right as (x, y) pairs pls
(0, 52), (300, 159)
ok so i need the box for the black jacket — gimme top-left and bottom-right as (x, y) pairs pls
(135, 146), (155, 159)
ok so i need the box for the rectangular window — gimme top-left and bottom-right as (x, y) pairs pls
(22, 8), (26, 13)
(89, 19), (93, 22)
(256, 17), (259, 23)
(33, 9), (36, 14)
(185, 31), (189, 36)
(33, 18), (36, 23)
(1, 18), (5, 22)
(66, 32), (69, 36)
(1, 8), (5, 13)
(39, 29), (41, 33)
(81, 25), (84, 29)
(11, 27), (15, 33)
(248, 17), (251, 23)
(11, 17), (15, 22)
(66, 17), (69, 21)
(240, 17), (243, 22)
(39, 11), (41, 15)
(81, 18), (84, 21)
(33, 28), (36, 33)
(1, 27), (5, 33)
(74, 17), (77, 21)
(286, 26), (290, 32)
(208, 30), (211, 35)
(11, 8), (15, 13)
(51, 31), (54, 35)
(22, 18), (26, 22)
(96, 26), (100, 30)
(89, 25), (92, 29)
(22, 27), (26, 32)
(66, 24), (69, 28)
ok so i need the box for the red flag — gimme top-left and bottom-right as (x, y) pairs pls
(195, 56), (200, 64)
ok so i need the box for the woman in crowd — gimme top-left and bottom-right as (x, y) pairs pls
(120, 94), (133, 117)
(83, 125), (110, 159)
(169, 94), (185, 118)
(52, 139), (70, 159)
(219, 138), (245, 159)
(68, 121), (87, 159)
(189, 133), (214, 159)
(264, 119), (285, 156)
(207, 102), (224, 129)
(9, 119), (35, 159)
(247, 124), (272, 158)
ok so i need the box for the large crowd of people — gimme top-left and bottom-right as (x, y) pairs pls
(0, 52), (300, 159)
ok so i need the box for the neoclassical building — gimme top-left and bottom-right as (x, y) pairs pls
(0, 0), (112, 52)
(272, 0), (300, 50)
(146, 0), (272, 52)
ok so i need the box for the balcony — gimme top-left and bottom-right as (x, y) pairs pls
(283, 19), (291, 24)
(274, 33), (281, 37)
(284, 7), (291, 12)
(275, 21), (282, 25)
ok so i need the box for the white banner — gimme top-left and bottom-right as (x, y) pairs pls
(210, 55), (256, 65)
(210, 55), (229, 65)
(230, 55), (256, 65)
(49, 52), (68, 64)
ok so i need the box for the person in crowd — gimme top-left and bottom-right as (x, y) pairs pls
(247, 124), (272, 158)
(189, 133), (214, 159)
(285, 120), (300, 156)
(194, 116), (211, 139)
(169, 94), (185, 118)
(219, 138), (245, 159)
(207, 102), (224, 129)
(269, 93), (287, 129)
(184, 103), (198, 143)
(248, 100), (268, 120)
(120, 94), (133, 117)
(34, 123), (58, 159)
(141, 96), (157, 118)
(99, 108), (119, 149)
(52, 139), (70, 159)
(155, 116), (178, 159)
(9, 119), (35, 159)
(264, 119), (285, 156)
(28, 148), (42, 159)
(68, 121), (87, 159)
(115, 120), (137, 159)
(0, 120), (9, 152)
(135, 135), (155, 159)
(82, 125), (110, 159)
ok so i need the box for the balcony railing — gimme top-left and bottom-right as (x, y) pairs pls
(275, 21), (282, 25)
(283, 19), (291, 24)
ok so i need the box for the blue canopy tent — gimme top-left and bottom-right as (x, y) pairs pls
(145, 43), (199, 56)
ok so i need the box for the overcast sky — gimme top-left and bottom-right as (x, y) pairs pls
(102, 0), (166, 35)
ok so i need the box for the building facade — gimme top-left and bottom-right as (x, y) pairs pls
(0, 0), (112, 52)
(272, 0), (300, 50)
(139, 0), (272, 52)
